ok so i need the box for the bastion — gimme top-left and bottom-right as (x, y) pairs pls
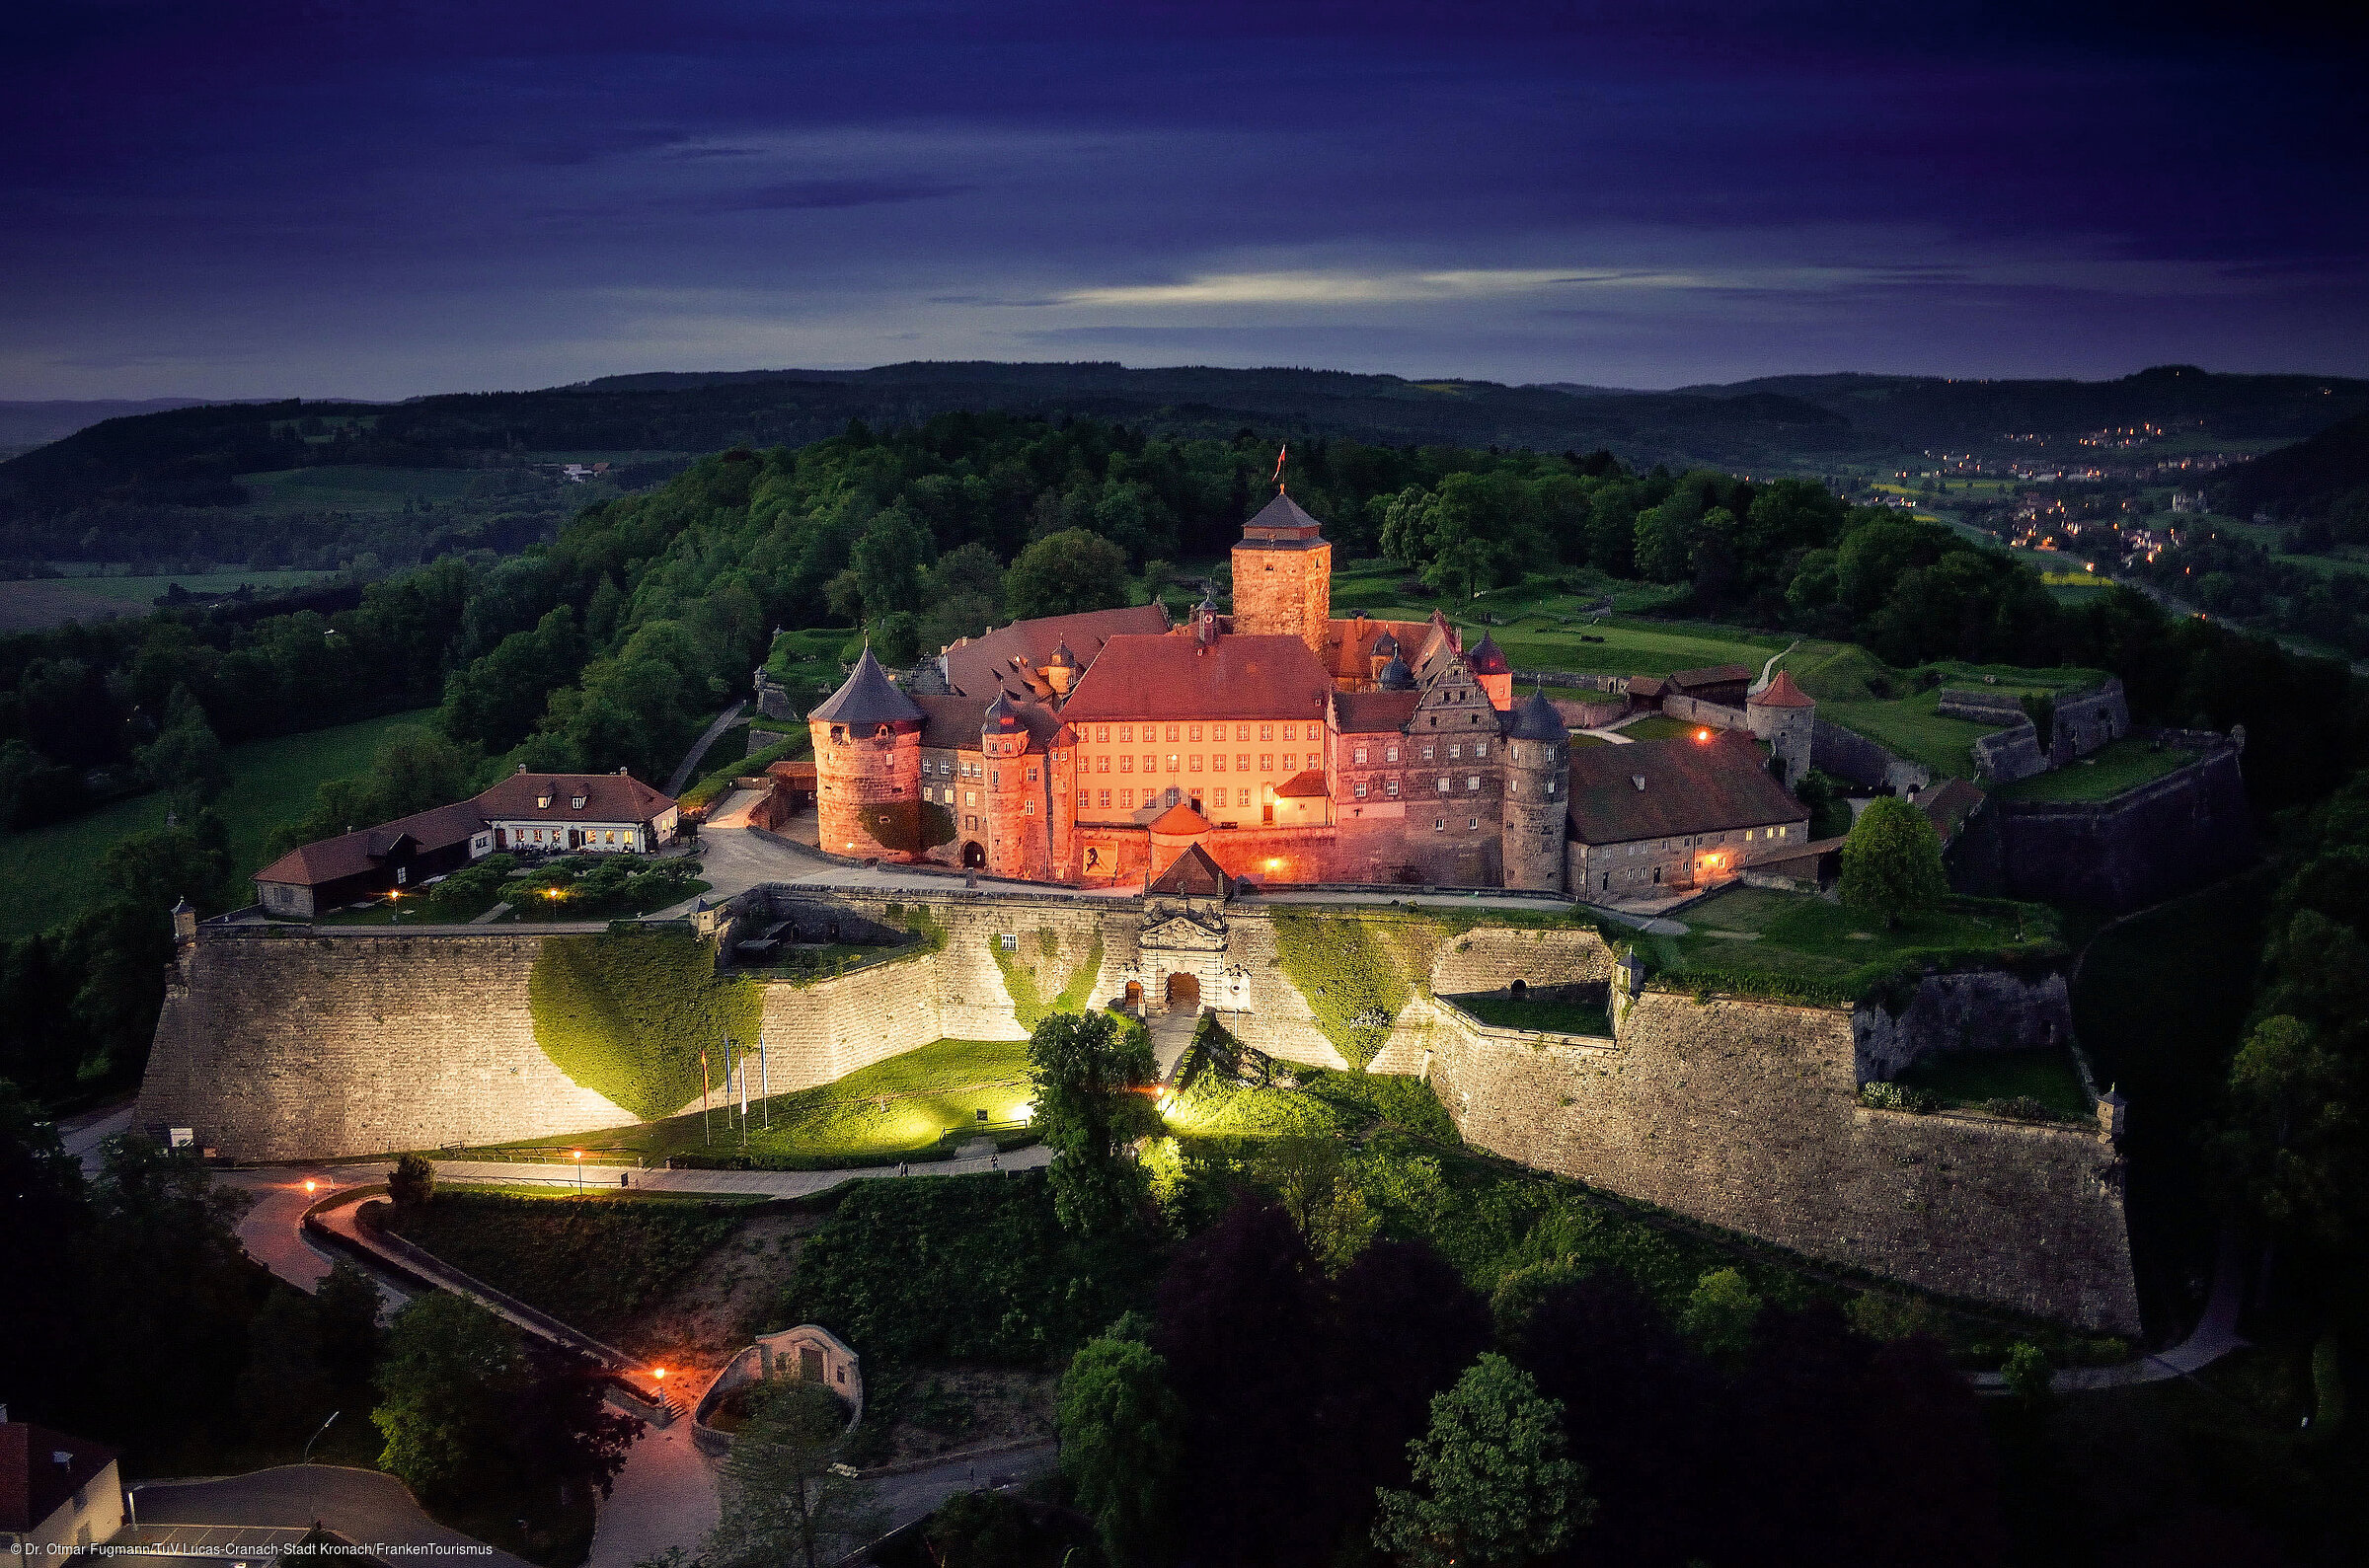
(137, 892), (2137, 1330)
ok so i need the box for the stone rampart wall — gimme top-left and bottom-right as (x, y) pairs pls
(135, 931), (639, 1161)
(1660, 696), (1747, 731)
(1952, 743), (2254, 912)
(1853, 969), (2074, 1083)
(1431, 925), (1614, 996)
(1811, 718), (1932, 793)
(1427, 989), (2138, 1330)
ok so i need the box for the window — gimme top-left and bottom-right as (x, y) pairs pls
(1237, 723), (1252, 740)
(605, 830), (617, 844)
(1213, 753), (1226, 772)
(1000, 933), (1018, 951)
(1166, 786), (1181, 806)
(1099, 789), (1110, 808)
(1026, 766), (1038, 783)
(1475, 741), (1490, 760)
(1261, 724), (1274, 741)
(1118, 725), (1132, 743)
(1353, 746), (1368, 765)
(1077, 791), (1089, 811)
(1437, 777), (1450, 792)
(1166, 724), (1180, 742)
(1166, 753), (1181, 773)
(1354, 781), (1369, 799)
(1188, 755), (1203, 772)
(1024, 799), (1034, 814)
(1467, 776), (1481, 791)
(1385, 780), (1400, 797)
(1097, 725), (1109, 743)
(1238, 787), (1253, 805)
(1260, 753), (1273, 772)
(965, 790), (978, 806)
(1422, 744), (1435, 760)
(536, 793), (553, 808)
(1189, 723), (1202, 742)
(1434, 817), (1446, 831)
(1238, 752), (1251, 771)
(1386, 745), (1400, 763)
(1283, 723), (1296, 741)
(572, 794), (587, 808)
(1143, 754), (1157, 773)
(1449, 743), (1461, 760)
(1096, 755), (1108, 774)
(1121, 789), (1134, 808)
(1282, 753), (1297, 772)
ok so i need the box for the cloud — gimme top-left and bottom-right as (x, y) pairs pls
(700, 178), (973, 212)
(1057, 267), (1699, 307)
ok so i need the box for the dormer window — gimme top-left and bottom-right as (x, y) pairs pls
(536, 793), (553, 808)
(572, 794), (588, 809)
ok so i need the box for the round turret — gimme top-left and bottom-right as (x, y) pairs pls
(1467, 633), (1508, 674)
(1500, 687), (1569, 893)
(980, 693), (1048, 879)
(1045, 641), (1080, 696)
(808, 648), (926, 859)
(1377, 654), (1415, 691)
(1745, 669), (1816, 787)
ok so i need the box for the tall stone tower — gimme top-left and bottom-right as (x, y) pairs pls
(1232, 492), (1332, 660)
(980, 693), (1050, 880)
(808, 648), (925, 859)
(1468, 633), (1513, 710)
(1746, 670), (1816, 788)
(1500, 689), (1569, 893)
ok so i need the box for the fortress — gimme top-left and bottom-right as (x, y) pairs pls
(136, 885), (2140, 1333)
(808, 491), (1821, 895)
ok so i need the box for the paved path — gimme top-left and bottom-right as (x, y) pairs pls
(585, 1420), (719, 1568)
(62, 1102), (133, 1171)
(131, 1466), (534, 1568)
(666, 702), (748, 796)
(213, 1167), (417, 1307)
(426, 1143), (1051, 1198)
(870, 1441), (1060, 1536)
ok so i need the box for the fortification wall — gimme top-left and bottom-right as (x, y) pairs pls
(1853, 969), (2073, 1083)
(1427, 989), (2138, 1330)
(1661, 696), (1747, 731)
(750, 956), (949, 1096)
(1431, 925), (1614, 995)
(134, 931), (638, 1162)
(1952, 744), (2254, 912)
(1811, 717), (1932, 793)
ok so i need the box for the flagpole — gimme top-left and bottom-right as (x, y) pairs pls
(700, 1046), (713, 1146)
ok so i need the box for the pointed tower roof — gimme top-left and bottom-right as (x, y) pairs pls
(1509, 687), (1565, 741)
(1149, 841), (1229, 899)
(1467, 633), (1509, 675)
(1241, 492), (1327, 549)
(808, 648), (923, 726)
(1748, 669), (1815, 709)
(1370, 630), (1401, 656)
(981, 690), (1031, 735)
(1045, 640), (1079, 669)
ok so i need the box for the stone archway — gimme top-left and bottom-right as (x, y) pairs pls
(1166, 971), (1199, 1008)
(961, 840), (986, 868)
(1124, 980), (1144, 1012)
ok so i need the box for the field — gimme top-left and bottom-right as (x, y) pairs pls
(1991, 736), (2194, 802)
(0, 569), (336, 631)
(1636, 884), (2061, 1003)
(233, 465), (493, 513)
(1449, 994), (1612, 1035)
(1785, 644), (2111, 779)
(0, 708), (435, 937)
(480, 1036), (1036, 1169)
(1891, 1046), (2090, 1119)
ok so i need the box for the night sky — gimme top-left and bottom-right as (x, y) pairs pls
(5, 1), (2363, 400)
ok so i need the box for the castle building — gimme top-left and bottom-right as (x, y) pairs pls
(806, 489), (1816, 898)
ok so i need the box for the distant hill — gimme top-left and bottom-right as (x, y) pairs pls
(2212, 411), (2369, 520)
(0, 398), (226, 449)
(1653, 365), (2369, 449)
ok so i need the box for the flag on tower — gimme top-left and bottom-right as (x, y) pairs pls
(1272, 444), (1288, 492)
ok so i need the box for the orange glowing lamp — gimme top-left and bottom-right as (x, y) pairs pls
(1696, 728), (1712, 742)
(303, 1178), (318, 1196)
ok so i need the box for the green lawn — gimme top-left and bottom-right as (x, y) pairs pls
(0, 709), (437, 938)
(38, 568), (339, 602)
(234, 466), (492, 513)
(1991, 736), (2194, 802)
(1617, 714), (1709, 741)
(1891, 1047), (2090, 1119)
(1449, 994), (1612, 1036)
(1639, 885), (2062, 1004)
(481, 1037), (1036, 1169)
(1818, 689), (2011, 779)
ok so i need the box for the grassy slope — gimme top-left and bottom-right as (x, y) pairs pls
(0, 708), (435, 938)
(1991, 736), (2193, 802)
(1892, 1047), (2090, 1119)
(483, 1036), (1035, 1167)
(1639, 884), (2059, 1003)
(233, 466), (491, 512)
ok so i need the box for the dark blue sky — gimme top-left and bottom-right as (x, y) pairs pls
(4, 1), (2362, 399)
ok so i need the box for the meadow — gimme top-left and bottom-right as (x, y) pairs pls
(1635, 884), (2061, 1004)
(0, 569), (336, 631)
(1991, 735), (2195, 802)
(233, 465), (493, 513)
(0, 708), (435, 937)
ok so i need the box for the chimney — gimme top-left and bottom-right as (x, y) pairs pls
(516, 763), (527, 773)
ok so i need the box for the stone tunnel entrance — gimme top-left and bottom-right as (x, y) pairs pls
(1165, 971), (1200, 1008)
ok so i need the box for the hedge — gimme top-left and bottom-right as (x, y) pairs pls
(529, 928), (763, 1119)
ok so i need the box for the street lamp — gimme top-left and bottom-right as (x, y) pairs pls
(302, 1178), (318, 1198)
(572, 1149), (584, 1196)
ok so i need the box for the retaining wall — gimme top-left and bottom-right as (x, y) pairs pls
(1951, 743), (2254, 912)
(1811, 718), (1932, 793)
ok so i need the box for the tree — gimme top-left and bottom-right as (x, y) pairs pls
(506, 1349), (643, 1503)
(1058, 1334), (1185, 1567)
(1027, 1009), (1153, 1234)
(1372, 1353), (1592, 1568)
(389, 1152), (435, 1209)
(135, 686), (231, 812)
(1253, 1136), (1378, 1272)
(1838, 795), (1949, 927)
(706, 1381), (883, 1568)
(1678, 1267), (1763, 1361)
(313, 1257), (387, 1391)
(851, 506), (936, 624)
(1003, 528), (1130, 620)
(373, 1295), (526, 1496)
(235, 1290), (338, 1443)
(2213, 1013), (2361, 1249)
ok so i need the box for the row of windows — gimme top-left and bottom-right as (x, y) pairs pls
(1094, 722), (1310, 743)
(1076, 787), (1260, 811)
(1348, 739), (1489, 765)
(1597, 823), (1793, 859)
(1094, 753), (1305, 776)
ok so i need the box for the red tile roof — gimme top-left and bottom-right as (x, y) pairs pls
(1147, 801), (1213, 836)
(1334, 690), (1420, 733)
(1321, 616), (1434, 682)
(474, 771), (676, 825)
(1149, 842), (1229, 897)
(1, 1421), (115, 1534)
(935, 605), (1171, 702)
(1748, 670), (1815, 709)
(913, 693), (989, 751)
(1275, 768), (1329, 799)
(1567, 732), (1808, 845)
(1626, 675), (1667, 699)
(253, 799), (486, 889)
(1060, 633), (1333, 724)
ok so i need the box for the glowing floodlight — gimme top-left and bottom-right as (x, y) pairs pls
(1696, 728), (1712, 742)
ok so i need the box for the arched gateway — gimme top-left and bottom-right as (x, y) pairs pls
(1166, 971), (1200, 1008)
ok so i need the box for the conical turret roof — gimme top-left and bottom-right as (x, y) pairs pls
(1509, 688), (1566, 741)
(1377, 654), (1415, 691)
(981, 690), (1031, 734)
(1748, 669), (1815, 709)
(809, 648), (924, 726)
(1046, 640), (1079, 668)
(1467, 633), (1509, 675)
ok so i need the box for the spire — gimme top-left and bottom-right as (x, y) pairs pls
(809, 647), (924, 726)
